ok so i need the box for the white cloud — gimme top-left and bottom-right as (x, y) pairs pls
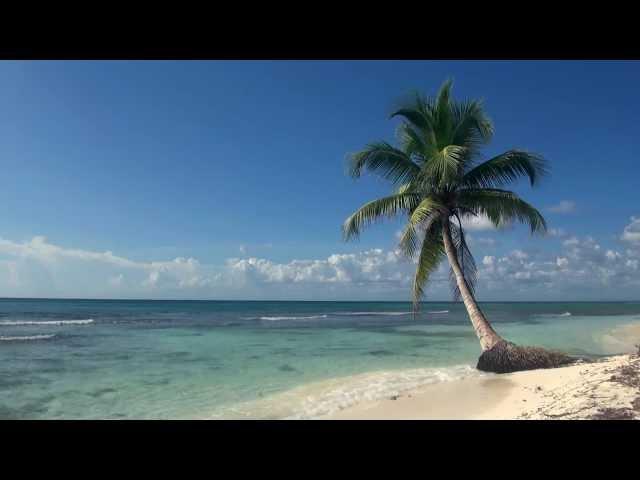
(605, 250), (621, 261)
(547, 200), (576, 214)
(459, 214), (501, 231)
(469, 236), (496, 247)
(0, 236), (439, 300)
(475, 233), (640, 297)
(547, 227), (568, 238)
(226, 248), (415, 286)
(2, 219), (640, 301)
(482, 256), (495, 266)
(0, 236), (216, 298)
(563, 237), (580, 247)
(239, 245), (247, 255)
(621, 216), (640, 244)
(0, 236), (138, 268)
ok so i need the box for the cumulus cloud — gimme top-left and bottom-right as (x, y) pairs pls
(459, 214), (501, 231)
(621, 216), (640, 244)
(482, 256), (495, 266)
(547, 227), (568, 238)
(511, 250), (529, 260)
(547, 200), (576, 214)
(467, 235), (496, 247)
(0, 236), (217, 298)
(226, 249), (417, 286)
(476, 234), (640, 298)
(0, 236), (443, 300)
(2, 218), (640, 300)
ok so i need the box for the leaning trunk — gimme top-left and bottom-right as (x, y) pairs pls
(441, 220), (502, 352)
(441, 219), (574, 373)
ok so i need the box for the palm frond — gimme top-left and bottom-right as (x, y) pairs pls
(395, 123), (427, 161)
(389, 92), (435, 135)
(451, 99), (494, 153)
(457, 188), (547, 234)
(348, 142), (420, 185)
(434, 79), (454, 144)
(397, 197), (444, 258)
(423, 145), (466, 187)
(409, 197), (446, 226)
(397, 222), (422, 260)
(412, 221), (445, 311)
(395, 182), (413, 195)
(343, 193), (421, 240)
(462, 150), (548, 189)
(448, 219), (477, 301)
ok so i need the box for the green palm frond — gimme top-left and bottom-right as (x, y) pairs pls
(449, 220), (477, 301)
(458, 188), (547, 234)
(390, 92), (435, 136)
(434, 79), (454, 143)
(396, 123), (427, 160)
(397, 222), (421, 260)
(423, 145), (466, 187)
(397, 197), (445, 258)
(462, 150), (548, 189)
(412, 221), (445, 311)
(451, 99), (494, 152)
(409, 197), (445, 226)
(348, 142), (420, 185)
(343, 193), (421, 240)
(395, 182), (414, 195)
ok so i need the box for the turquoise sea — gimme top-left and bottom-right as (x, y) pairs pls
(1, 298), (640, 419)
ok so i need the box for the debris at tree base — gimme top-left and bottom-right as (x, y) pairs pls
(610, 365), (640, 388)
(590, 408), (635, 420)
(517, 354), (640, 420)
(476, 340), (574, 374)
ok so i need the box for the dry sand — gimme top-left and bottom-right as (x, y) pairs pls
(326, 353), (640, 420)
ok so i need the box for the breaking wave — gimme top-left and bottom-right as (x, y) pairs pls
(0, 334), (56, 342)
(255, 315), (328, 321)
(0, 319), (94, 326)
(533, 312), (572, 318)
(208, 364), (486, 420)
(331, 311), (413, 316)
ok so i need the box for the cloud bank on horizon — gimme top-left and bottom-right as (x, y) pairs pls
(1, 215), (639, 301)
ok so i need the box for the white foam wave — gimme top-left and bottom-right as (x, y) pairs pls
(0, 334), (56, 342)
(533, 312), (571, 318)
(258, 315), (328, 321)
(208, 364), (486, 420)
(332, 311), (413, 316)
(427, 310), (449, 314)
(0, 319), (94, 326)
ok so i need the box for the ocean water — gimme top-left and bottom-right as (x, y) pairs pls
(1, 298), (640, 419)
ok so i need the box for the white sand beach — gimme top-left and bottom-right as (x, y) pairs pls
(327, 351), (640, 420)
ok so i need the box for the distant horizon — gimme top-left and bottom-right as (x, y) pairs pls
(1, 297), (638, 304)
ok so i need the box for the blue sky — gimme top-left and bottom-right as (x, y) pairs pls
(1, 60), (639, 300)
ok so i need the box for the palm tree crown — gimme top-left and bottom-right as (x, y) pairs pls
(343, 79), (549, 310)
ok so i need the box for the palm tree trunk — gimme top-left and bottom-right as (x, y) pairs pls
(441, 219), (502, 352)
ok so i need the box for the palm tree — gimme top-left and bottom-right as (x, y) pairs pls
(343, 79), (572, 373)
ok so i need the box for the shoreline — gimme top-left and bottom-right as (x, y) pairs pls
(324, 353), (640, 420)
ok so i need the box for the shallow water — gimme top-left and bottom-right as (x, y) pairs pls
(1, 299), (639, 419)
